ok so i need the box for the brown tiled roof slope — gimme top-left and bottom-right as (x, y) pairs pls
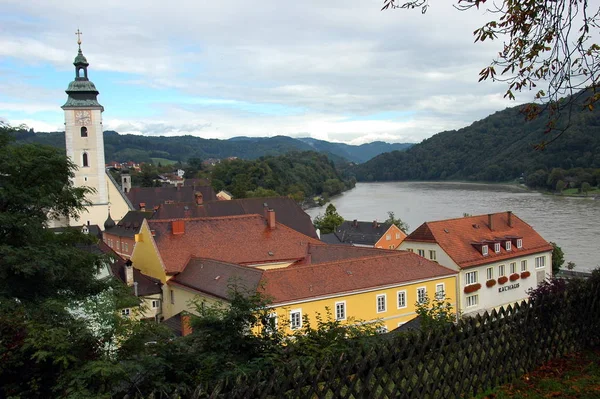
(126, 185), (217, 210)
(301, 243), (396, 265)
(170, 258), (264, 300)
(148, 215), (322, 274)
(261, 252), (456, 304)
(404, 212), (553, 269)
(153, 196), (318, 239)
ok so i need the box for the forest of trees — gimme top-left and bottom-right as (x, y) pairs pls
(351, 92), (600, 184)
(10, 129), (410, 164)
(210, 151), (355, 201)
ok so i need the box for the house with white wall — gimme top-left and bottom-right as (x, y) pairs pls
(399, 211), (553, 316)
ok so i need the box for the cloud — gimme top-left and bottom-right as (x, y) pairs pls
(0, 0), (534, 143)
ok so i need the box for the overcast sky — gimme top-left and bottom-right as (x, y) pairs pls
(0, 0), (532, 144)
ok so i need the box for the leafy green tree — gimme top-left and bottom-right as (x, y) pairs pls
(0, 123), (110, 397)
(555, 179), (567, 193)
(385, 211), (410, 233)
(246, 187), (280, 198)
(313, 203), (344, 234)
(414, 293), (456, 332)
(550, 242), (565, 275)
(581, 182), (592, 196)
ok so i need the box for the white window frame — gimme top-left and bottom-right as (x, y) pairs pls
(535, 256), (546, 269)
(266, 313), (278, 333)
(386, 234), (391, 241)
(465, 271), (478, 285)
(486, 267), (494, 280)
(505, 241), (512, 251)
(499, 264), (506, 277)
(466, 295), (478, 308)
(429, 250), (437, 261)
(521, 260), (528, 271)
(494, 243), (501, 253)
(406, 248), (414, 252)
(516, 239), (523, 248)
(397, 290), (407, 309)
(418, 249), (425, 257)
(124, 242), (128, 252)
(510, 262), (517, 274)
(116, 241), (120, 249)
(395, 233), (401, 239)
(435, 283), (445, 299)
(335, 301), (346, 321)
(121, 308), (131, 317)
(290, 309), (302, 330)
(376, 294), (387, 313)
(417, 287), (427, 304)
(151, 300), (160, 309)
(482, 245), (489, 256)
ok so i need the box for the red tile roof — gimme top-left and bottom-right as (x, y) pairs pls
(404, 212), (553, 269)
(148, 215), (322, 274)
(153, 196), (318, 239)
(126, 185), (217, 210)
(260, 252), (456, 304)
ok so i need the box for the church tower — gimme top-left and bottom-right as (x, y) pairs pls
(62, 31), (108, 219)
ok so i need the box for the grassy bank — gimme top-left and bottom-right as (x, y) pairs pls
(477, 349), (600, 399)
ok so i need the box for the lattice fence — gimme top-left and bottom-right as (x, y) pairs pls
(190, 279), (600, 399)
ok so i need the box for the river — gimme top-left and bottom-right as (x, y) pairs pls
(306, 182), (600, 272)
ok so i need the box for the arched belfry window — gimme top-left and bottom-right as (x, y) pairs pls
(82, 152), (89, 167)
(81, 126), (88, 137)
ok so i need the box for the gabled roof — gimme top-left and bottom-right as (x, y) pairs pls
(333, 220), (394, 246)
(104, 210), (154, 238)
(126, 185), (217, 210)
(153, 196), (318, 239)
(404, 212), (553, 269)
(169, 258), (264, 300)
(260, 251), (456, 304)
(148, 215), (322, 274)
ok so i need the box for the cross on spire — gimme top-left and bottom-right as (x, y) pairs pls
(75, 29), (82, 48)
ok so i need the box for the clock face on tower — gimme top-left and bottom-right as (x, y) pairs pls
(75, 110), (92, 125)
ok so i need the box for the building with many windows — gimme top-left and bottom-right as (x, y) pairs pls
(399, 211), (553, 316)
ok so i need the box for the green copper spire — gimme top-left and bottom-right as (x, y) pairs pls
(62, 30), (103, 110)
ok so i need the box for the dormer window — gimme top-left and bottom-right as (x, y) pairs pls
(482, 245), (489, 256)
(505, 241), (512, 251)
(516, 239), (523, 248)
(494, 243), (501, 253)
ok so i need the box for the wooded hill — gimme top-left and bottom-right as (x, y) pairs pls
(211, 151), (355, 201)
(11, 130), (411, 164)
(352, 94), (600, 182)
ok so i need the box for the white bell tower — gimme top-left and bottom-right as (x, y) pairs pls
(61, 30), (108, 224)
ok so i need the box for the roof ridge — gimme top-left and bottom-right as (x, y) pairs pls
(425, 211), (513, 225)
(264, 252), (411, 273)
(186, 256), (264, 274)
(148, 214), (263, 223)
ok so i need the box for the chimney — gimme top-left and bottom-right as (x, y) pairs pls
(353, 219), (358, 227)
(177, 183), (182, 190)
(194, 191), (203, 205)
(316, 228), (321, 239)
(263, 202), (269, 220)
(125, 259), (134, 287)
(507, 211), (513, 227)
(133, 281), (139, 296)
(267, 209), (276, 230)
(139, 202), (146, 212)
(372, 220), (377, 229)
(172, 220), (185, 235)
(181, 313), (193, 337)
(488, 214), (494, 231)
